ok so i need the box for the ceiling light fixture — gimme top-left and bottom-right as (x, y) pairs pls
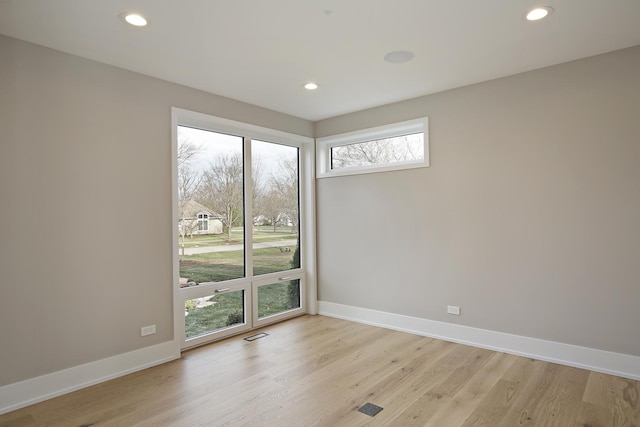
(120, 12), (148, 27)
(303, 82), (319, 90)
(384, 50), (415, 64)
(525, 6), (554, 21)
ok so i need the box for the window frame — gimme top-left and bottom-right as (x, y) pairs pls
(171, 107), (317, 349)
(316, 117), (429, 178)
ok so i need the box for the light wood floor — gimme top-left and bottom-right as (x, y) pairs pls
(1, 315), (638, 426)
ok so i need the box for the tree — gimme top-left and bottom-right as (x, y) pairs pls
(259, 189), (286, 232)
(251, 155), (266, 225)
(197, 153), (244, 242)
(331, 135), (423, 169)
(253, 155), (299, 232)
(269, 157), (299, 231)
(177, 141), (203, 255)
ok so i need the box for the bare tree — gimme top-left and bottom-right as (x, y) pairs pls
(251, 155), (266, 225)
(253, 156), (299, 232)
(259, 189), (286, 232)
(271, 157), (299, 231)
(197, 153), (244, 242)
(177, 140), (201, 167)
(177, 140), (203, 255)
(331, 134), (423, 169)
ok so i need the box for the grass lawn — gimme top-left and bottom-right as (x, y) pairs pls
(184, 291), (244, 339)
(179, 227), (297, 249)
(181, 244), (300, 340)
(184, 280), (300, 339)
(179, 248), (296, 283)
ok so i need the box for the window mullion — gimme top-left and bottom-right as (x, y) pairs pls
(243, 137), (254, 281)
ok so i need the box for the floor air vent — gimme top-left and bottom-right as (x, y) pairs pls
(357, 402), (383, 417)
(244, 332), (269, 342)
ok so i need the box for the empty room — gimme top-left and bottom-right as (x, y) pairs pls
(1, 1), (639, 426)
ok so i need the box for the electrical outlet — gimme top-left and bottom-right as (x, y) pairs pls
(141, 325), (156, 336)
(447, 305), (461, 315)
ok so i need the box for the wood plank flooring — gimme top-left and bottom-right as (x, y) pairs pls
(1, 315), (638, 426)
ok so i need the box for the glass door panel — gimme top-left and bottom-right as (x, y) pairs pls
(251, 140), (300, 276)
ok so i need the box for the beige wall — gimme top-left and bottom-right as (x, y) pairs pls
(315, 45), (640, 357)
(0, 35), (312, 387)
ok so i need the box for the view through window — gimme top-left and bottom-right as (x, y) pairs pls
(177, 125), (301, 341)
(331, 132), (424, 169)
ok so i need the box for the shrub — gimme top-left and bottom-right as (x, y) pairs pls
(291, 243), (300, 269)
(226, 312), (244, 326)
(286, 241), (301, 309)
(286, 281), (299, 309)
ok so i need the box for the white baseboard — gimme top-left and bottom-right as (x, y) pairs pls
(318, 301), (640, 381)
(0, 341), (180, 415)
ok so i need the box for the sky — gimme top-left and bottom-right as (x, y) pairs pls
(177, 125), (298, 180)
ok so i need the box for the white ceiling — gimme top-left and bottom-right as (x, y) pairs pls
(1, 0), (640, 121)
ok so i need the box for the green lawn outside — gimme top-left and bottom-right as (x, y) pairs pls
(180, 235), (300, 340)
(184, 281), (300, 339)
(179, 248), (295, 283)
(179, 227), (297, 249)
(185, 291), (244, 339)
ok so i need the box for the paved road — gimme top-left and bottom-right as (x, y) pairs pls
(181, 239), (297, 255)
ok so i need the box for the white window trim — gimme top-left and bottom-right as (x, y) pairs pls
(316, 117), (429, 178)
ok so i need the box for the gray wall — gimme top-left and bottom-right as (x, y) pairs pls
(0, 35), (313, 387)
(315, 45), (640, 357)
(2, 31), (639, 389)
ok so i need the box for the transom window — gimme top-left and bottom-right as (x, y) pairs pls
(316, 117), (429, 178)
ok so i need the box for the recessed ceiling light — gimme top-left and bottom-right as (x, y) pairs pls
(303, 82), (319, 90)
(384, 50), (415, 64)
(120, 12), (148, 27)
(525, 6), (554, 21)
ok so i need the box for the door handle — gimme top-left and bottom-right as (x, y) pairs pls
(214, 288), (231, 293)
